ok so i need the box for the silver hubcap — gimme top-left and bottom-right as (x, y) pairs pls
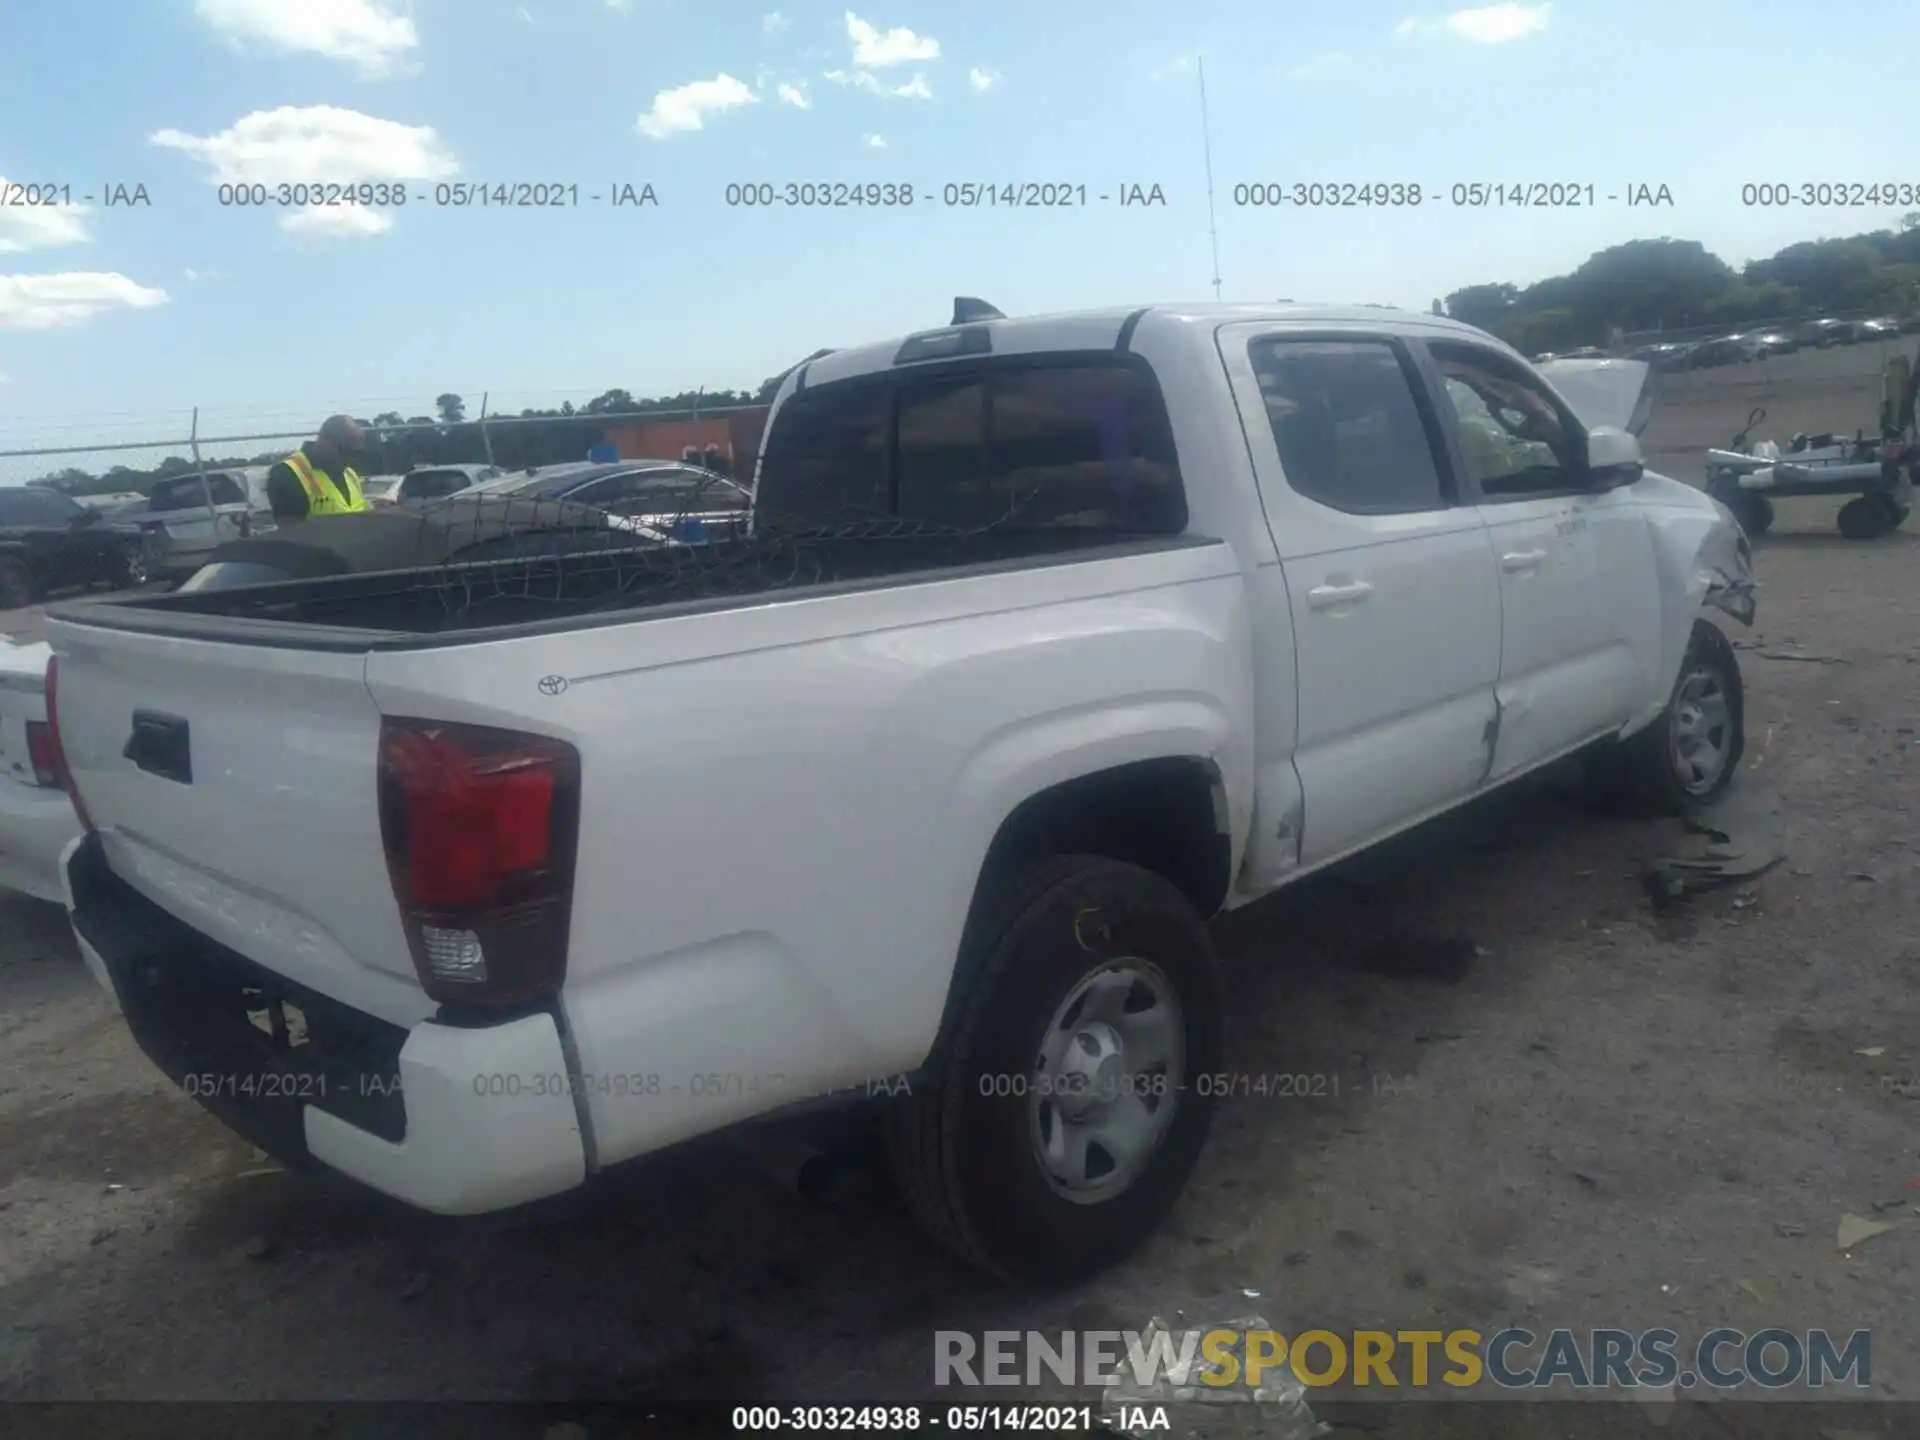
(1030, 960), (1184, 1205)
(1669, 664), (1733, 794)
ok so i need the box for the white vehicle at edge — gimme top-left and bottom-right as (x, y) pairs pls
(38, 302), (1756, 1283)
(0, 638), (78, 903)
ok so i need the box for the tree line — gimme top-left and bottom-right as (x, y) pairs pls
(1443, 215), (1920, 355)
(30, 217), (1920, 498)
(33, 379), (787, 500)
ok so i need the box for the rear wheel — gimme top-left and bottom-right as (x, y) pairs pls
(887, 855), (1222, 1284)
(114, 547), (149, 589)
(1586, 620), (1745, 815)
(1838, 494), (1900, 539)
(0, 556), (36, 610)
(1708, 480), (1773, 537)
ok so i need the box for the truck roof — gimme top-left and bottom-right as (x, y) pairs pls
(799, 302), (1502, 391)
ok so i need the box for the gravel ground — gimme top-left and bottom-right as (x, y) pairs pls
(2, 352), (1917, 1435)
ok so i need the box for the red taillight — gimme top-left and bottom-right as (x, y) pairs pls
(42, 657), (93, 831)
(378, 718), (580, 1009)
(25, 721), (61, 789)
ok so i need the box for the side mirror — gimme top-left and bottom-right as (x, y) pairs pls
(1585, 426), (1644, 489)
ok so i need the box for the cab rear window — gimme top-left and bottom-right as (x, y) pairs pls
(755, 357), (1185, 535)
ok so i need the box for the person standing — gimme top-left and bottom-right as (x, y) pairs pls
(266, 415), (371, 523)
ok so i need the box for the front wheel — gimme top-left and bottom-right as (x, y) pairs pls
(887, 855), (1223, 1284)
(1587, 620), (1745, 814)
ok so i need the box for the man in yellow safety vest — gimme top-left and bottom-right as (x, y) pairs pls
(266, 414), (371, 522)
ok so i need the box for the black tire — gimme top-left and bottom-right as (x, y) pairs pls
(1837, 494), (1898, 539)
(1585, 620), (1745, 815)
(1707, 481), (1773, 537)
(0, 556), (36, 610)
(887, 854), (1223, 1284)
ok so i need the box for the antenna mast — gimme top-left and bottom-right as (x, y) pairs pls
(1197, 55), (1222, 300)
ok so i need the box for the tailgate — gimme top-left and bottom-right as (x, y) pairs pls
(0, 641), (50, 788)
(47, 620), (433, 1027)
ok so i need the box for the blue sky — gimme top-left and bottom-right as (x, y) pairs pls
(0, 0), (1911, 479)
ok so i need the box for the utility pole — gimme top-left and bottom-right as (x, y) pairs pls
(1198, 56), (1223, 301)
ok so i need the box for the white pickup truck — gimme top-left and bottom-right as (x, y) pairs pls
(40, 302), (1756, 1283)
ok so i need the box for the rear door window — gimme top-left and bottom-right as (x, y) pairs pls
(1249, 339), (1452, 514)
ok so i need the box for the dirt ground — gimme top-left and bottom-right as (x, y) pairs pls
(2, 348), (1917, 1435)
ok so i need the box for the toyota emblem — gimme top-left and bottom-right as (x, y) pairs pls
(537, 675), (568, 696)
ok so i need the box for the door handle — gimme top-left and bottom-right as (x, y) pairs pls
(1306, 580), (1374, 609)
(1501, 548), (1548, 573)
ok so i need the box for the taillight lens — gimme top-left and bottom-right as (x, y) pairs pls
(25, 721), (62, 789)
(378, 718), (580, 1010)
(42, 657), (93, 831)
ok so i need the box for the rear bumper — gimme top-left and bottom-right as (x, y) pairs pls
(64, 836), (587, 1214)
(0, 780), (80, 904)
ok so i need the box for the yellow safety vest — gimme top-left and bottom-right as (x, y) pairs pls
(281, 450), (368, 516)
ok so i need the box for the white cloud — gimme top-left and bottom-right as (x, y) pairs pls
(150, 107), (457, 240)
(517, 5), (535, 20)
(1149, 53), (1197, 82)
(824, 68), (930, 98)
(762, 11), (789, 31)
(844, 12), (937, 66)
(636, 75), (757, 139)
(1397, 4), (1549, 41)
(605, 0), (630, 10)
(1447, 3), (1549, 40)
(0, 273), (169, 330)
(194, 0), (419, 76)
(282, 206), (394, 237)
(776, 81), (812, 109)
(150, 106), (459, 187)
(968, 67), (997, 91)
(0, 180), (91, 253)
(865, 134), (887, 148)
(0, 373), (8, 383)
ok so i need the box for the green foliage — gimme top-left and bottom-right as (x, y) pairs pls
(1445, 222), (1920, 349)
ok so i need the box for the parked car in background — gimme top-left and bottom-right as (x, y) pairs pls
(1632, 342), (1696, 371)
(1855, 317), (1901, 342)
(474, 459), (751, 541)
(1688, 335), (1763, 368)
(1749, 330), (1796, 357)
(0, 487), (150, 608)
(1795, 318), (1855, 348)
(0, 638), (77, 901)
(360, 475), (406, 506)
(384, 463), (503, 506)
(126, 470), (274, 580)
(175, 490), (663, 593)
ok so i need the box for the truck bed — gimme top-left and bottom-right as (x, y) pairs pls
(49, 526), (1212, 649)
